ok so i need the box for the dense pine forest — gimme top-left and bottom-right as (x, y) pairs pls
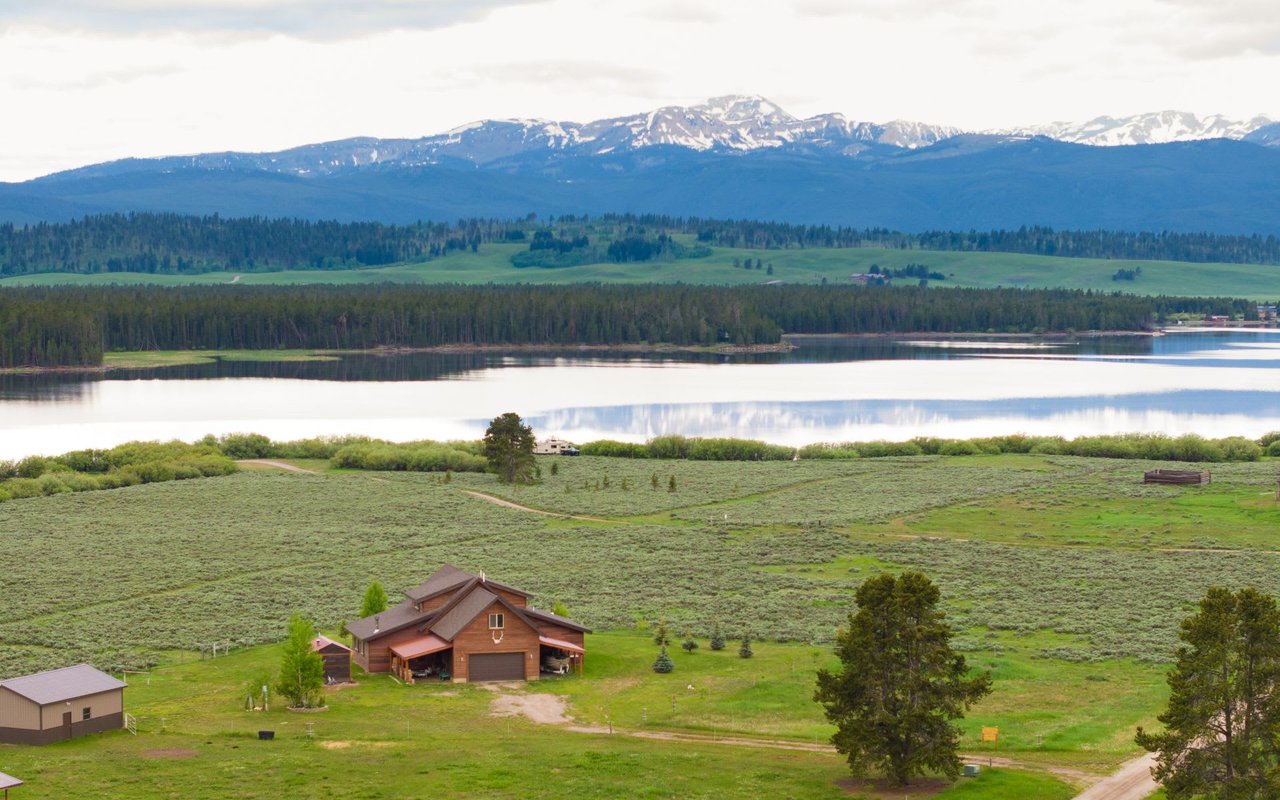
(0, 284), (1251, 368)
(3, 213), (1280, 276)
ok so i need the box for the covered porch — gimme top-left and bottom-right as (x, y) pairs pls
(389, 634), (452, 684)
(539, 635), (584, 677)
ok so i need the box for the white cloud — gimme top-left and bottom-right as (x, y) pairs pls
(0, 0), (547, 38)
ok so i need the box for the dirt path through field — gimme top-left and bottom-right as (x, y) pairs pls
(1069, 754), (1156, 800)
(460, 490), (609, 522)
(236, 459), (318, 474)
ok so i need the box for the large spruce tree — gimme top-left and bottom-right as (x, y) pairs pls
(483, 412), (537, 484)
(815, 572), (991, 786)
(1137, 587), (1280, 799)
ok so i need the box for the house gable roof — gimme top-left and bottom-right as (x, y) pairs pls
(349, 565), (588, 643)
(0, 664), (126, 706)
(346, 598), (432, 641)
(405, 563), (532, 604)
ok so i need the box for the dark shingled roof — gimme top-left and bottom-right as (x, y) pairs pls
(405, 564), (532, 603)
(430, 587), (499, 641)
(404, 564), (473, 602)
(0, 664), (126, 706)
(346, 598), (429, 640)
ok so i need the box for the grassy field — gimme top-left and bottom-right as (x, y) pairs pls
(5, 238), (1280, 299)
(6, 452), (1271, 795)
(0, 636), (1077, 799)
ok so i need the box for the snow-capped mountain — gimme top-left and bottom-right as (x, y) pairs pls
(40, 97), (1278, 184)
(1003, 110), (1275, 147)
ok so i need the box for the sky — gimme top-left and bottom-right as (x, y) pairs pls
(0, 0), (1277, 182)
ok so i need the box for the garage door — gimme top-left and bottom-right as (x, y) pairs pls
(469, 652), (525, 682)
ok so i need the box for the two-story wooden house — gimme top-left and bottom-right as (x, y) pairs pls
(346, 565), (589, 683)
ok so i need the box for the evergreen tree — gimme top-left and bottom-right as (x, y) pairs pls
(484, 413), (537, 484)
(668, 475), (677, 493)
(1136, 587), (1280, 799)
(359, 581), (388, 619)
(814, 572), (991, 786)
(739, 633), (753, 659)
(653, 618), (671, 647)
(277, 612), (326, 708)
(681, 632), (699, 653)
(710, 621), (726, 651)
(553, 599), (572, 618)
(653, 645), (674, 673)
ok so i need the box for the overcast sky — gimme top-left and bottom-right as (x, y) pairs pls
(1, 0), (1276, 181)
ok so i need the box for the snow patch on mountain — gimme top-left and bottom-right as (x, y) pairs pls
(1002, 111), (1275, 146)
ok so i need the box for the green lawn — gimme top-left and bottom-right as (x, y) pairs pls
(6, 240), (1280, 299)
(0, 632), (1079, 799)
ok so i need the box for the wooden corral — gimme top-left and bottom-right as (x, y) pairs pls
(1144, 469), (1211, 485)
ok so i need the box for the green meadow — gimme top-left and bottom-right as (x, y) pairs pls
(4, 452), (1273, 796)
(5, 238), (1280, 300)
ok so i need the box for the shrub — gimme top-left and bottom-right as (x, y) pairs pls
(217, 433), (273, 459)
(739, 634), (754, 659)
(580, 440), (650, 458)
(1268, 441), (1280, 457)
(37, 474), (71, 495)
(648, 435), (692, 460)
(16, 456), (50, 479)
(681, 633), (699, 653)
(938, 440), (982, 456)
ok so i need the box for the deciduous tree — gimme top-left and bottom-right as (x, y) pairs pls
(815, 572), (991, 786)
(359, 581), (388, 619)
(277, 612), (325, 709)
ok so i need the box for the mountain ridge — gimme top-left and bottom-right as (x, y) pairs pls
(20, 96), (1276, 184)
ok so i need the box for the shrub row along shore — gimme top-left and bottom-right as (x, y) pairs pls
(3, 431), (1276, 504)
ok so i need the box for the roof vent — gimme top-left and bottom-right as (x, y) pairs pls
(373, 615), (380, 633)
(479, 570), (487, 583)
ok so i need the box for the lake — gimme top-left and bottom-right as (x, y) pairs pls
(2, 329), (1278, 459)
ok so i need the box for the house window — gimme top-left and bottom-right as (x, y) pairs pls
(489, 613), (505, 630)
(82, 707), (91, 721)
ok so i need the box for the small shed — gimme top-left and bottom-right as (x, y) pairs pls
(0, 664), (126, 745)
(312, 636), (352, 684)
(1144, 469), (1211, 485)
(0, 771), (22, 799)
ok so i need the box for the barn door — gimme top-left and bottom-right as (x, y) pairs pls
(63, 711), (73, 738)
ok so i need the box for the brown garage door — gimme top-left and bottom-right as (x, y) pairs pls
(469, 652), (525, 682)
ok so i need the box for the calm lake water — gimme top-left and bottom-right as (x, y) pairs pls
(2, 329), (1279, 459)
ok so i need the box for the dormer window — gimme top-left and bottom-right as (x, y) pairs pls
(489, 613), (504, 630)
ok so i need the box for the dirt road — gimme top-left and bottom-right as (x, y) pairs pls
(1070, 754), (1156, 800)
(235, 459), (318, 474)
(460, 490), (609, 522)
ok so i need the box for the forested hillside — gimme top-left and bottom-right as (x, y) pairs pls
(2, 212), (1280, 278)
(0, 284), (1252, 368)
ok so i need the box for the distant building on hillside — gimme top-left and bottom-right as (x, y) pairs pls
(849, 273), (891, 286)
(1258, 304), (1277, 321)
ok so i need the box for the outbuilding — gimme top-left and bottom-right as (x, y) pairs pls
(311, 635), (352, 684)
(0, 664), (126, 745)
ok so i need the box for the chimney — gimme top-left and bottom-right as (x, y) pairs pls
(479, 570), (486, 583)
(373, 615), (380, 633)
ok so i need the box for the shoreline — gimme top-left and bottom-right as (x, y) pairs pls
(1, 325), (1251, 375)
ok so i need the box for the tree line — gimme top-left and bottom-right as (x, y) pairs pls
(4, 212), (1280, 276)
(0, 283), (1256, 368)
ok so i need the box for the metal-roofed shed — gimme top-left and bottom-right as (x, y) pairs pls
(0, 664), (126, 745)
